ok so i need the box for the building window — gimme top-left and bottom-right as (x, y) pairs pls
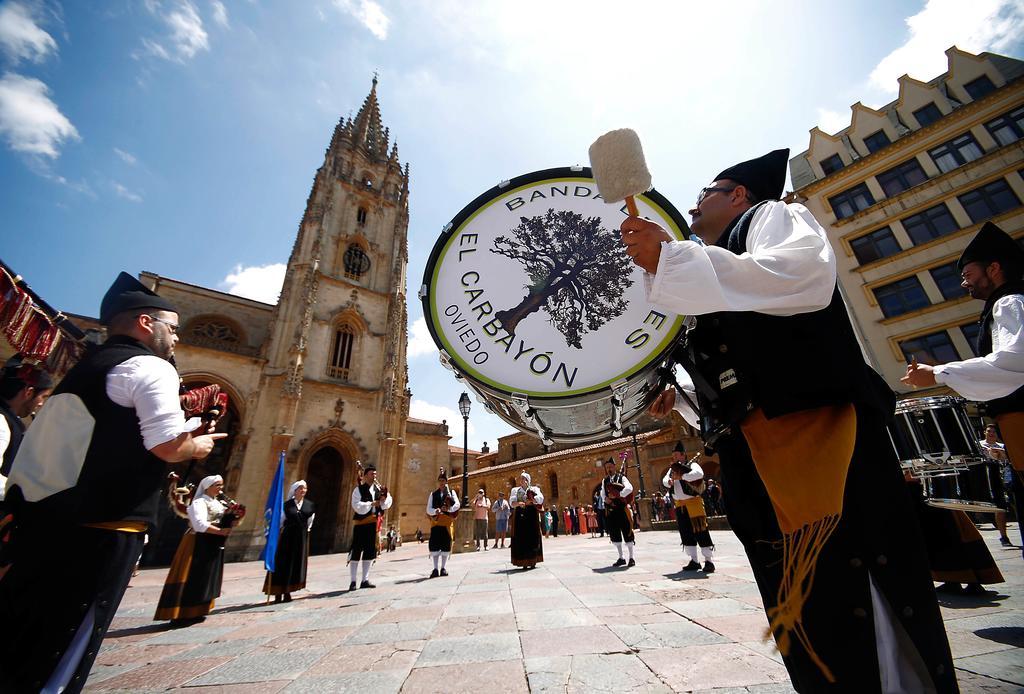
(957, 179), (1022, 223)
(929, 263), (967, 300)
(928, 133), (984, 174)
(876, 158), (928, 196)
(912, 102), (943, 128)
(863, 129), (891, 154)
(356, 207), (367, 226)
(343, 244), (371, 280)
(511, 443), (518, 460)
(851, 227), (901, 265)
(985, 106), (1024, 146)
(873, 276), (931, 318)
(327, 324), (355, 379)
(899, 331), (959, 364)
(901, 204), (959, 245)
(819, 153), (844, 176)
(829, 183), (876, 220)
(571, 486), (578, 500)
(963, 75), (996, 101)
(960, 323), (982, 356)
(548, 472), (559, 498)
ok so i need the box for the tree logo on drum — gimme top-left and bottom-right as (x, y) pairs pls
(490, 208), (633, 349)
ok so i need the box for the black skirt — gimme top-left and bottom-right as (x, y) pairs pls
(428, 523), (453, 552)
(350, 522), (378, 561)
(510, 506), (543, 567)
(265, 499), (314, 595)
(154, 531), (226, 621)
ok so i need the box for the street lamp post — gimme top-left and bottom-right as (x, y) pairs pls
(629, 422), (646, 498)
(458, 392), (471, 507)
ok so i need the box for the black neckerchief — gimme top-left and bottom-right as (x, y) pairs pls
(977, 279), (1024, 355)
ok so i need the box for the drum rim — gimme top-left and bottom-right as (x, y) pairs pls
(421, 166), (691, 400)
(894, 395), (967, 412)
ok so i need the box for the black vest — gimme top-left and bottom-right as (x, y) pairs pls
(681, 203), (894, 449)
(0, 400), (25, 477)
(354, 483), (379, 520)
(431, 487), (454, 512)
(976, 280), (1024, 417)
(7, 336), (171, 528)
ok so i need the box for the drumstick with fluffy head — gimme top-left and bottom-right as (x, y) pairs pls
(588, 128), (652, 217)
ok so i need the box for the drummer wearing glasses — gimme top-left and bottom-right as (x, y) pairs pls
(622, 149), (955, 692)
(903, 222), (1024, 556)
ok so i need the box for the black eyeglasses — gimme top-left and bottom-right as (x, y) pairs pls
(695, 185), (738, 206)
(143, 315), (179, 334)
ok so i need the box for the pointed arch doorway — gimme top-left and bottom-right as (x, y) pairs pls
(307, 446), (347, 555)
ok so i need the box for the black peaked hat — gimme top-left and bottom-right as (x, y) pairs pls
(714, 148), (789, 203)
(957, 222), (1024, 271)
(363, 463), (377, 472)
(438, 467), (448, 481)
(673, 441), (685, 453)
(2, 354), (54, 390)
(100, 272), (177, 325)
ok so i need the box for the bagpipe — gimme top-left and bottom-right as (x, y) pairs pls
(604, 451), (635, 509)
(356, 460), (389, 556)
(670, 453), (706, 497)
(165, 383), (244, 524)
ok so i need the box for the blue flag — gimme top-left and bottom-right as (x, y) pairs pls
(259, 451), (286, 573)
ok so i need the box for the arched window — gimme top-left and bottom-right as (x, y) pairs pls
(356, 207), (367, 226)
(343, 244), (371, 280)
(571, 486), (578, 500)
(327, 324), (355, 379)
(548, 472), (559, 498)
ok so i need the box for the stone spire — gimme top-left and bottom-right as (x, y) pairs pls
(350, 75), (385, 157)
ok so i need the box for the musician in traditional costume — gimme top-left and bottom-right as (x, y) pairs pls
(0, 356), (53, 498)
(155, 475), (234, 624)
(426, 467), (459, 577)
(625, 151), (955, 691)
(663, 443), (715, 573)
(349, 463), (391, 590)
(600, 458), (635, 567)
(509, 472), (544, 569)
(0, 273), (225, 692)
(264, 480), (315, 602)
(904, 221), (1024, 556)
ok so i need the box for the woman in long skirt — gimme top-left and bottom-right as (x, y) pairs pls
(155, 476), (233, 626)
(264, 480), (316, 602)
(579, 505), (589, 535)
(509, 472), (544, 569)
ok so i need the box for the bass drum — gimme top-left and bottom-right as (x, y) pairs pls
(420, 167), (690, 445)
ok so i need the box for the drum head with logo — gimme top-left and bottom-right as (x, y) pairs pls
(420, 167), (690, 436)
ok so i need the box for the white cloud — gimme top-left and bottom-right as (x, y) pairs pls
(113, 182), (143, 202)
(815, 107), (849, 136)
(211, 0), (229, 28)
(220, 262), (286, 304)
(113, 147), (137, 165)
(0, 1), (57, 64)
(333, 0), (390, 40)
(407, 316), (437, 358)
(143, 0), (209, 62)
(409, 398), (477, 437)
(869, 0), (1024, 94)
(0, 72), (78, 157)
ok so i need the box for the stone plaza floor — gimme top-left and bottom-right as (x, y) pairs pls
(85, 524), (1024, 692)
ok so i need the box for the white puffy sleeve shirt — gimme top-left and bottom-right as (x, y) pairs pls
(105, 355), (186, 450)
(426, 488), (459, 516)
(646, 201), (836, 317)
(188, 495), (225, 533)
(934, 295), (1024, 401)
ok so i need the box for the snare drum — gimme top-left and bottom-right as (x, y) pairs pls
(420, 167), (689, 445)
(922, 461), (1006, 513)
(889, 396), (984, 477)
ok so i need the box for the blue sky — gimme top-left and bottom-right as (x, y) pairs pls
(1, 0), (1022, 450)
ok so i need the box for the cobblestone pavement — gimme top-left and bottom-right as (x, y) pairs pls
(86, 523), (1024, 692)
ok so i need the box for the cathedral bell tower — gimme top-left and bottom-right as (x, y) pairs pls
(236, 77), (411, 555)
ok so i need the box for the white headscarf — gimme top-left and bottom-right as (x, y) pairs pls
(196, 475), (223, 499)
(288, 480), (307, 500)
(519, 471), (531, 486)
